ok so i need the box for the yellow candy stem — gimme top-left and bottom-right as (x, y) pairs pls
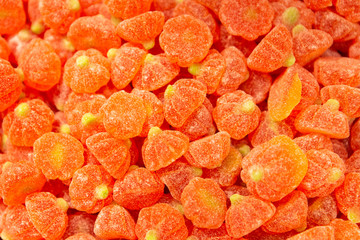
(283, 54), (296, 67)
(142, 39), (155, 50)
(107, 48), (118, 59)
(60, 124), (71, 134)
(111, 16), (122, 26)
(348, 208), (360, 223)
(18, 29), (31, 42)
(188, 63), (202, 76)
(56, 198), (69, 212)
(145, 230), (159, 240)
(148, 127), (162, 139)
(292, 24), (307, 37)
(240, 100), (256, 113)
(15, 103), (30, 118)
(145, 53), (156, 63)
(230, 194), (245, 205)
(192, 167), (203, 177)
(249, 165), (264, 182)
(238, 144), (251, 157)
(282, 7), (300, 26)
(15, 68), (24, 82)
(63, 38), (75, 52)
(2, 161), (12, 173)
(164, 85), (176, 99)
(67, 0), (81, 11)
(95, 184), (109, 200)
(76, 55), (90, 68)
(325, 99), (340, 111)
(31, 21), (45, 35)
(81, 113), (97, 126)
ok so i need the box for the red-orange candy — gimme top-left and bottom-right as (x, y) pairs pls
(320, 85), (360, 118)
(189, 49), (226, 94)
(294, 101), (350, 139)
(18, 38), (61, 91)
(293, 133), (334, 152)
(268, 66), (302, 121)
(346, 150), (360, 173)
(0, 0), (26, 35)
(335, 172), (360, 223)
(0, 161), (46, 206)
(216, 46), (249, 96)
(65, 233), (96, 240)
(44, 29), (76, 66)
(331, 139), (349, 161)
(164, 79), (207, 128)
(226, 194), (275, 238)
(219, 0), (274, 41)
(241, 135), (308, 202)
(298, 149), (345, 198)
(0, 204), (42, 240)
(247, 24), (294, 73)
(330, 218), (360, 239)
(184, 131), (231, 169)
(335, 0), (360, 23)
(39, 0), (81, 34)
(271, 0), (315, 31)
(135, 203), (188, 240)
(0, 36), (10, 60)
(250, 111), (294, 147)
(213, 90), (261, 140)
(113, 167), (164, 210)
(304, 0), (332, 10)
(34, 132), (84, 181)
(156, 158), (203, 201)
(94, 204), (136, 239)
(314, 11), (356, 42)
(159, 15), (213, 67)
(67, 15), (121, 55)
(181, 177), (227, 229)
(287, 226), (335, 240)
(100, 91), (147, 139)
(69, 165), (113, 213)
(202, 145), (242, 187)
(86, 132), (131, 179)
(110, 43), (147, 90)
(176, 103), (215, 141)
(0, 59), (22, 112)
(2, 99), (54, 146)
(173, 0), (218, 42)
(292, 25), (333, 66)
(132, 53), (180, 91)
(142, 128), (189, 171)
(116, 11), (164, 49)
(64, 49), (110, 93)
(189, 223), (234, 240)
(78, 0), (102, 16)
(62, 212), (97, 239)
(103, 0), (153, 20)
(239, 71), (272, 104)
(308, 195), (338, 227)
(262, 190), (307, 233)
(132, 89), (164, 137)
(25, 192), (68, 240)
(314, 57), (360, 87)
(351, 119), (360, 151)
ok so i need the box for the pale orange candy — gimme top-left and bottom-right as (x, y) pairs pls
(268, 65), (302, 121)
(330, 218), (360, 239)
(286, 226), (335, 240)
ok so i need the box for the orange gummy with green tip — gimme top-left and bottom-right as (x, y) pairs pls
(33, 132), (84, 181)
(241, 135), (308, 202)
(69, 165), (113, 213)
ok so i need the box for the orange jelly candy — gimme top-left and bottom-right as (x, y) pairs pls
(0, 0), (26, 35)
(287, 226), (334, 240)
(241, 135), (308, 201)
(0, 59), (22, 112)
(34, 132), (84, 181)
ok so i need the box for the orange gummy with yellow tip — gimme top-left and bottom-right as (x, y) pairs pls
(69, 165), (113, 213)
(2, 99), (54, 146)
(213, 90), (261, 140)
(241, 135), (308, 202)
(181, 177), (227, 229)
(63, 49), (111, 93)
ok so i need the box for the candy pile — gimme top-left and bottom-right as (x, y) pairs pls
(1, 0), (360, 239)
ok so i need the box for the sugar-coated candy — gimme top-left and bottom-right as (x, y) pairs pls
(34, 132), (84, 181)
(103, 0), (153, 20)
(0, 59), (22, 112)
(286, 226), (335, 240)
(330, 218), (360, 239)
(0, 0), (26, 35)
(181, 177), (227, 229)
(308, 195), (338, 227)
